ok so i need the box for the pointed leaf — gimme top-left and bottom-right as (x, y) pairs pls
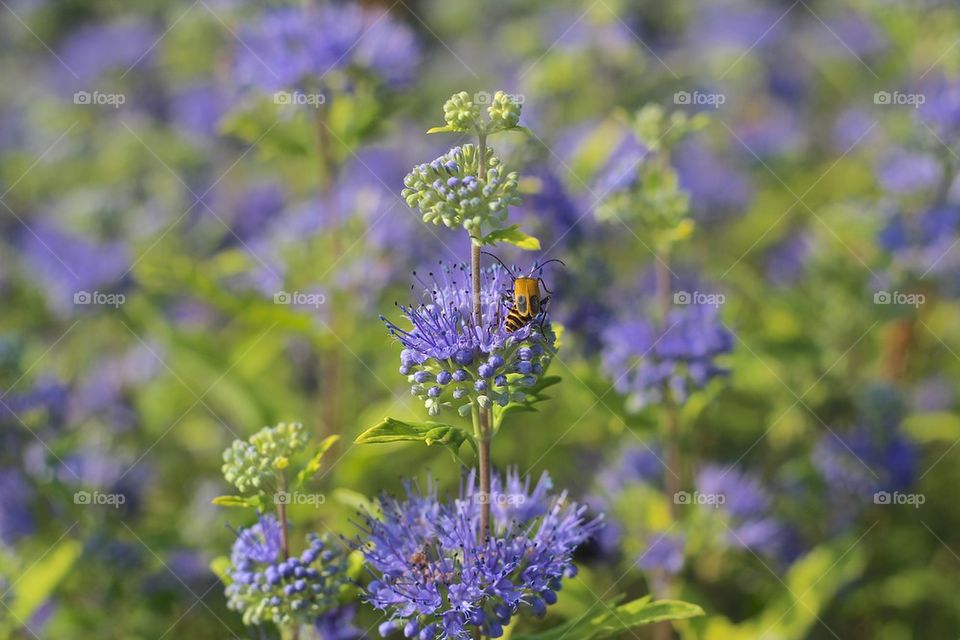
(481, 225), (541, 250)
(212, 495), (261, 508)
(295, 435), (340, 488)
(513, 598), (703, 640)
(356, 417), (476, 453)
(12, 539), (81, 621)
(426, 125), (458, 134)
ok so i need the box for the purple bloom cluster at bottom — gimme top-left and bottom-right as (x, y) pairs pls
(360, 469), (601, 639)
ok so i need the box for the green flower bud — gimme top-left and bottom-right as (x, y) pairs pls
(443, 91), (481, 131)
(221, 422), (309, 494)
(487, 91), (522, 132)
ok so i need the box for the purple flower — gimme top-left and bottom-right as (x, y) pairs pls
(765, 229), (812, 286)
(674, 137), (753, 223)
(233, 5), (418, 92)
(637, 532), (685, 576)
(315, 605), (362, 640)
(18, 219), (130, 315)
(597, 445), (664, 494)
(359, 469), (601, 639)
(875, 149), (942, 195)
(169, 81), (229, 138)
(56, 18), (157, 87)
(601, 304), (733, 409)
(383, 264), (556, 415)
(225, 515), (350, 626)
(918, 75), (960, 138)
(0, 469), (34, 546)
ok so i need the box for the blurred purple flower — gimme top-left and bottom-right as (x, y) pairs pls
(18, 220), (130, 315)
(594, 133), (648, 195)
(637, 532), (685, 576)
(233, 5), (418, 92)
(876, 149), (942, 195)
(56, 18), (156, 86)
(315, 606), (362, 640)
(733, 102), (804, 158)
(169, 81), (229, 138)
(765, 229), (812, 286)
(601, 303), (733, 409)
(0, 469), (34, 546)
(918, 75), (960, 138)
(674, 137), (753, 222)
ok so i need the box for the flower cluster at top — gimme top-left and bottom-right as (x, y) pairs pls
(225, 514), (350, 627)
(601, 305), (733, 410)
(402, 145), (520, 236)
(382, 264), (555, 416)
(442, 91), (522, 133)
(233, 4), (419, 92)
(222, 422), (309, 493)
(359, 469), (601, 639)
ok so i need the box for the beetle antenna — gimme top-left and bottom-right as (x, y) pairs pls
(480, 251), (515, 278)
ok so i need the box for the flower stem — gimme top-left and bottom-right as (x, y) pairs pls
(275, 473), (299, 640)
(471, 242), (494, 541)
(472, 131), (494, 543)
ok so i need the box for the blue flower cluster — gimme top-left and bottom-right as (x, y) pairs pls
(696, 465), (794, 561)
(383, 264), (555, 415)
(601, 304), (733, 409)
(359, 469), (600, 639)
(225, 515), (350, 627)
(234, 4), (419, 92)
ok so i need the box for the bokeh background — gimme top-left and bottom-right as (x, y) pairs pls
(1, 0), (959, 637)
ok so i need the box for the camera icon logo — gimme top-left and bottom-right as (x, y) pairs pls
(673, 291), (691, 305)
(674, 491), (691, 504)
(74, 490), (91, 505)
(273, 91), (292, 105)
(274, 491), (291, 505)
(674, 91), (692, 105)
(874, 91), (892, 105)
(274, 291), (291, 305)
(474, 91), (492, 105)
(874, 291), (891, 304)
(873, 491), (891, 505)
(73, 91), (91, 105)
(74, 291), (91, 304)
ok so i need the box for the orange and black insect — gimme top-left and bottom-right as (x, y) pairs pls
(482, 252), (564, 333)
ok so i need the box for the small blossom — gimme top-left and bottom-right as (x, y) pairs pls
(225, 515), (349, 627)
(222, 423), (310, 493)
(402, 146), (521, 235)
(382, 264), (555, 415)
(358, 469), (601, 639)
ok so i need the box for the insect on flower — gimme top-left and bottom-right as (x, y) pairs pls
(481, 252), (564, 333)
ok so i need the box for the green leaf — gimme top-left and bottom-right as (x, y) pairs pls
(211, 494), (261, 508)
(210, 556), (231, 585)
(481, 225), (541, 250)
(295, 434), (340, 488)
(426, 125), (458, 134)
(355, 417), (476, 453)
(12, 539), (81, 621)
(513, 597), (704, 640)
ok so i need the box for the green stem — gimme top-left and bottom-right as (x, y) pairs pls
(275, 473), (299, 640)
